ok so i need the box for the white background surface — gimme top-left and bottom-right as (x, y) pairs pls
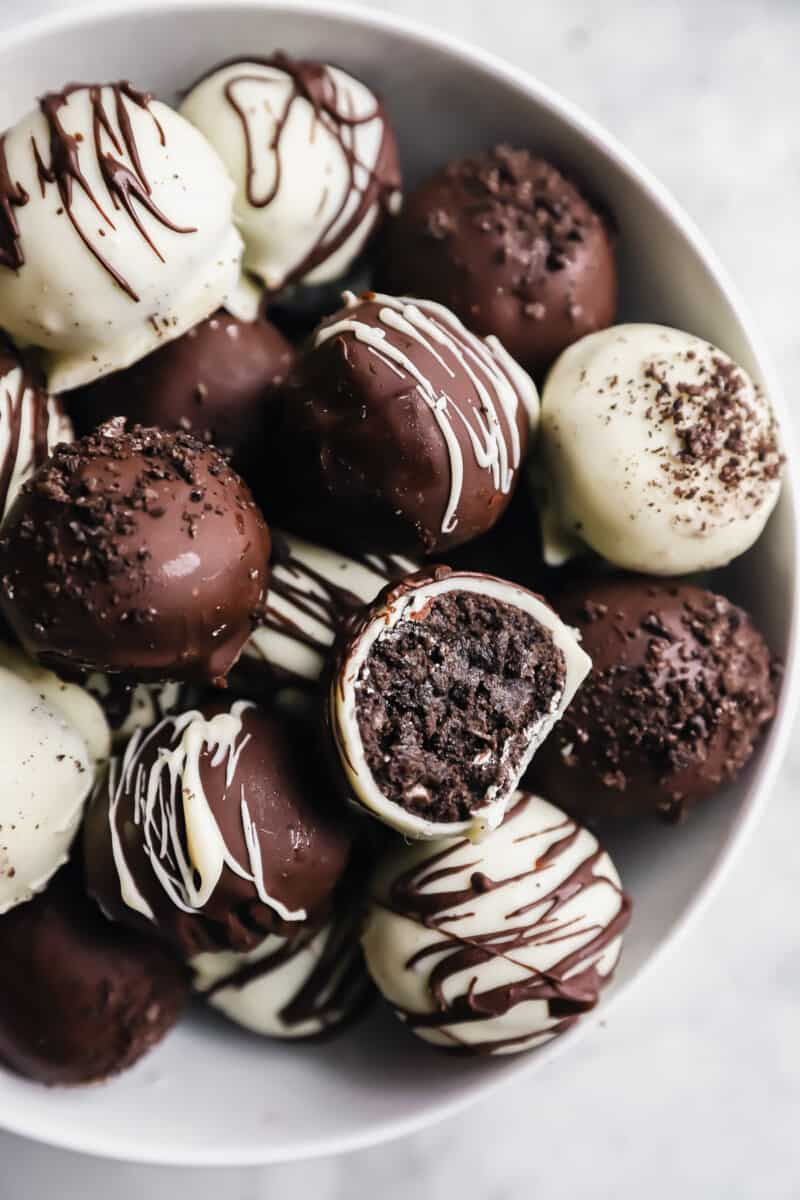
(0, 0), (798, 1196)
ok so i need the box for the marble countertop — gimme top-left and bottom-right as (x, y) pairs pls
(1, 0), (798, 1196)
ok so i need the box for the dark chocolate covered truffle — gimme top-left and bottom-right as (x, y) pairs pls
(84, 699), (353, 956)
(267, 291), (538, 556)
(381, 145), (617, 376)
(67, 311), (294, 479)
(0, 860), (188, 1086)
(329, 566), (590, 839)
(528, 577), (778, 822)
(0, 421), (271, 684)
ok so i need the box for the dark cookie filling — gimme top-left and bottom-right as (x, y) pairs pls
(355, 590), (566, 823)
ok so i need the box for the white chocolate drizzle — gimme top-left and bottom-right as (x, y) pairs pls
(107, 700), (306, 925)
(316, 292), (538, 535)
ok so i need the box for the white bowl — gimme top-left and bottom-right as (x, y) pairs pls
(0, 0), (797, 1168)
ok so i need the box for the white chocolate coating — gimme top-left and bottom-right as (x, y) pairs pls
(539, 324), (782, 574)
(362, 792), (628, 1055)
(180, 61), (399, 293)
(244, 531), (416, 686)
(192, 909), (368, 1039)
(330, 572), (590, 840)
(0, 643), (110, 767)
(0, 665), (93, 913)
(0, 361), (72, 521)
(0, 84), (245, 391)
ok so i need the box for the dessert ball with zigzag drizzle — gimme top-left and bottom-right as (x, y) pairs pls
(0, 81), (247, 393)
(362, 791), (630, 1055)
(83, 699), (353, 957)
(267, 291), (539, 556)
(180, 55), (401, 303)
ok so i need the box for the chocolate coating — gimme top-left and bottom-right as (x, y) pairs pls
(381, 145), (617, 376)
(528, 577), (778, 822)
(266, 291), (536, 555)
(67, 311), (294, 479)
(0, 421), (271, 684)
(0, 860), (188, 1085)
(84, 699), (353, 956)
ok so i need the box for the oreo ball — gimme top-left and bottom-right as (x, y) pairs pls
(67, 311), (294, 481)
(381, 145), (616, 377)
(0, 860), (188, 1086)
(266, 290), (538, 556)
(84, 699), (353, 956)
(527, 577), (778, 822)
(0, 421), (271, 685)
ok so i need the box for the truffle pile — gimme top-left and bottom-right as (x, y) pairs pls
(0, 48), (782, 1088)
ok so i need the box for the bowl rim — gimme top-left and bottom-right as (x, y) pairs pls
(1, 0), (798, 1168)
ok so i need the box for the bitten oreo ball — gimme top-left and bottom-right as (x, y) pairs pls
(539, 324), (783, 574)
(84, 700), (352, 956)
(381, 145), (617, 376)
(0, 861), (188, 1086)
(0, 421), (271, 684)
(68, 311), (294, 479)
(362, 792), (630, 1055)
(528, 577), (778, 822)
(329, 567), (590, 839)
(268, 291), (538, 556)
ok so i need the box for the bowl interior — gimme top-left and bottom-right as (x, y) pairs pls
(0, 0), (795, 1167)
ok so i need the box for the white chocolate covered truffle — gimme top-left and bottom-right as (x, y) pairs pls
(180, 57), (401, 294)
(0, 82), (246, 391)
(192, 903), (369, 1039)
(330, 568), (591, 840)
(0, 642), (110, 767)
(362, 792), (630, 1055)
(539, 324), (783, 574)
(0, 665), (93, 914)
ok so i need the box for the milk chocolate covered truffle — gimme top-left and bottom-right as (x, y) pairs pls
(381, 145), (616, 376)
(329, 567), (591, 839)
(0, 861), (188, 1085)
(0, 421), (271, 683)
(0, 338), (72, 522)
(0, 82), (246, 392)
(0, 664), (95, 915)
(84, 700), (352, 955)
(68, 311), (294, 478)
(240, 531), (416, 692)
(269, 291), (538, 556)
(539, 325), (783, 574)
(192, 884), (370, 1040)
(181, 56), (401, 297)
(362, 792), (630, 1055)
(528, 577), (778, 822)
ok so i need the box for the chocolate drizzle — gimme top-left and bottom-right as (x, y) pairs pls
(219, 54), (400, 289)
(6, 82), (195, 300)
(244, 532), (415, 687)
(204, 899), (372, 1038)
(0, 136), (28, 270)
(374, 795), (630, 1054)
